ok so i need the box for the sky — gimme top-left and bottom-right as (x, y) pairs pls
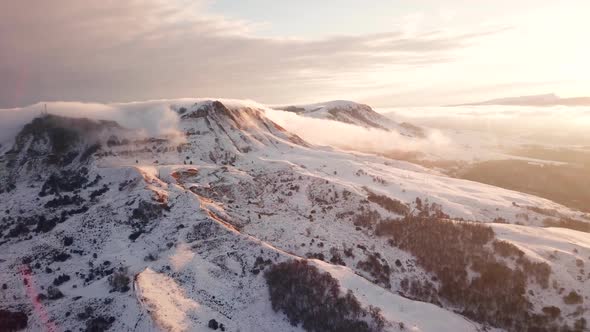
(0, 0), (588, 108)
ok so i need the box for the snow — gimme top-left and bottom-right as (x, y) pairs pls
(136, 268), (200, 332)
(491, 224), (590, 316)
(1, 98), (588, 332)
(317, 261), (486, 332)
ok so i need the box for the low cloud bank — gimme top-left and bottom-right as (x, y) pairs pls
(264, 108), (455, 157)
(4, 100), (584, 162)
(0, 101), (183, 145)
(381, 105), (590, 146)
(0, 99), (457, 159)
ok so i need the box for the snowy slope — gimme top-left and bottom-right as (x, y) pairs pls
(275, 101), (425, 138)
(1, 99), (588, 332)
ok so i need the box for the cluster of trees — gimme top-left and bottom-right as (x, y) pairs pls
(44, 194), (85, 208)
(493, 240), (524, 258)
(356, 253), (391, 289)
(563, 291), (583, 305)
(329, 247), (346, 266)
(544, 218), (590, 233)
(0, 310), (28, 331)
(374, 209), (571, 331)
(108, 267), (130, 293)
(366, 190), (410, 216)
(353, 209), (382, 229)
(186, 220), (219, 243)
(40, 168), (90, 196)
(129, 200), (167, 241)
(265, 260), (385, 332)
(413, 197), (449, 219)
(399, 277), (439, 305)
(251, 256), (273, 275)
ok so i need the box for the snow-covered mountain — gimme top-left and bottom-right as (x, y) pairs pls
(275, 101), (425, 138)
(1, 99), (588, 332)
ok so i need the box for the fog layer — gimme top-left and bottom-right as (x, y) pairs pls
(382, 106), (590, 146)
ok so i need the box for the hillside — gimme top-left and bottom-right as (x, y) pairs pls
(0, 99), (588, 332)
(275, 101), (425, 138)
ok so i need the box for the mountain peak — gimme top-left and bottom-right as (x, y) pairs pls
(275, 100), (425, 137)
(173, 99), (308, 156)
(9, 114), (121, 165)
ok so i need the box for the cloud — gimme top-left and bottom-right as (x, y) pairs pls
(0, 0), (497, 108)
(264, 108), (454, 157)
(382, 105), (590, 145)
(0, 100), (184, 145)
(264, 104), (590, 161)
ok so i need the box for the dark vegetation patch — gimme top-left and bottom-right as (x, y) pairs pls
(251, 256), (273, 275)
(128, 231), (143, 241)
(85, 175), (102, 189)
(0, 309), (28, 331)
(45, 286), (64, 300)
(544, 218), (590, 233)
(4, 215), (63, 237)
(53, 252), (71, 263)
(356, 253), (391, 288)
(80, 144), (101, 162)
(85, 316), (115, 332)
(53, 274), (71, 286)
(353, 210), (382, 229)
(108, 268), (130, 293)
(563, 291), (583, 305)
(457, 159), (590, 212)
(366, 189), (410, 216)
(207, 319), (225, 331)
(131, 201), (164, 224)
(329, 248), (346, 266)
(128, 201), (166, 240)
(574, 318), (587, 331)
(66, 206), (89, 216)
(493, 240), (524, 258)
(0, 182), (17, 194)
(14, 114), (116, 159)
(186, 220), (218, 242)
(89, 185), (109, 200)
(80, 261), (115, 285)
(44, 194), (85, 209)
(542, 306), (561, 320)
(118, 180), (134, 191)
(265, 259), (385, 332)
(63, 236), (74, 246)
(40, 168), (89, 196)
(399, 277), (439, 305)
(413, 197), (449, 219)
(374, 204), (560, 332)
(7, 223), (30, 238)
(15, 115), (80, 155)
(305, 252), (325, 261)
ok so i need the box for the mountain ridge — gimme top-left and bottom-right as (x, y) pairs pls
(1, 98), (588, 332)
(452, 93), (590, 106)
(274, 100), (426, 138)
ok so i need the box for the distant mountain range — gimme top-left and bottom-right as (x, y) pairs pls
(452, 93), (590, 106)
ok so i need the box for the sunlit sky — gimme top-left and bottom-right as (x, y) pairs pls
(0, 0), (588, 108)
